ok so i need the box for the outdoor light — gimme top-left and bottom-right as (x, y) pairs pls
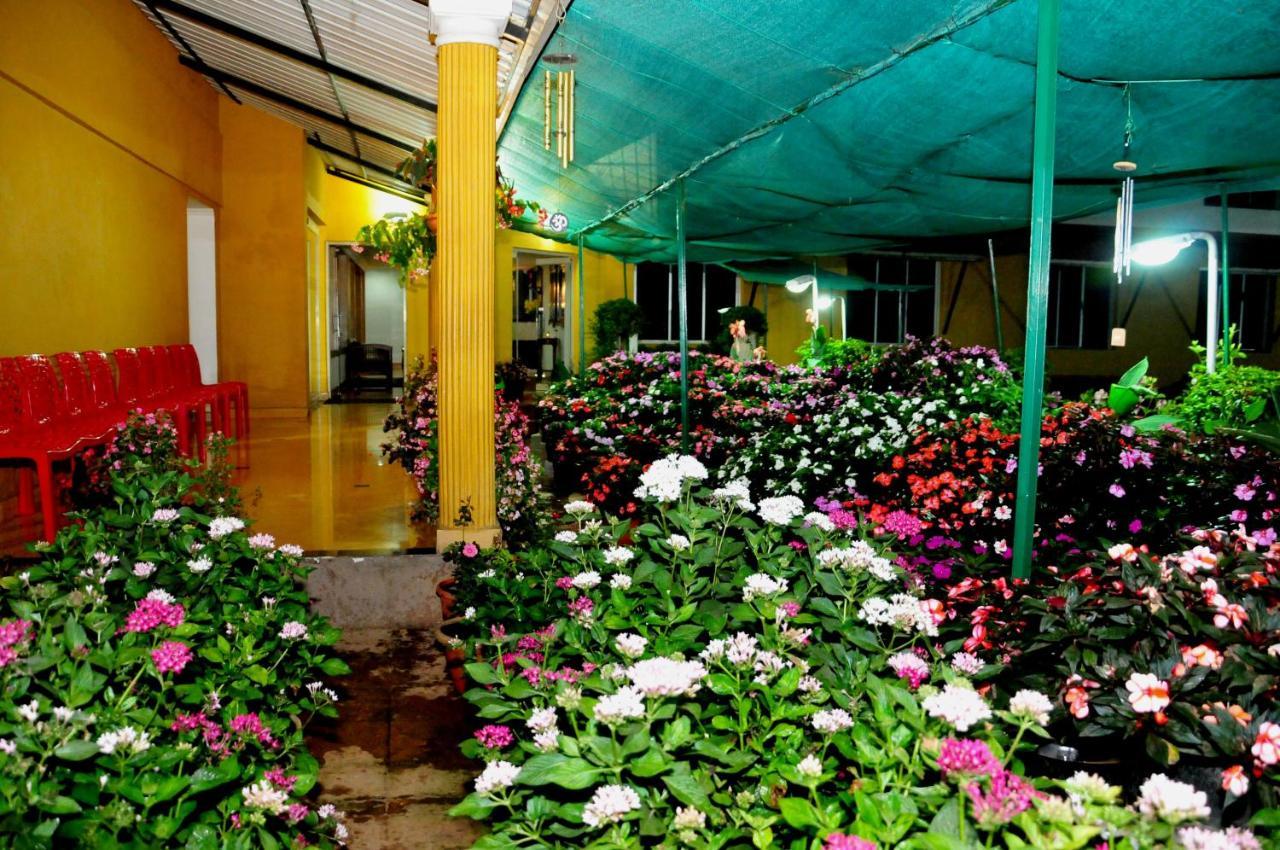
(784, 274), (817, 293)
(1131, 231), (1220, 373)
(816, 295), (835, 310)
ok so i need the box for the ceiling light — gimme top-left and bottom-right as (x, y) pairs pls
(1131, 234), (1194, 266)
(785, 274), (817, 293)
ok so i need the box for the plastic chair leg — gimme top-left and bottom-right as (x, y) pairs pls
(196, 407), (208, 464)
(174, 407), (191, 458)
(17, 467), (35, 515)
(36, 457), (57, 543)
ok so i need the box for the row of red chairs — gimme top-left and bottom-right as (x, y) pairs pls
(0, 344), (248, 542)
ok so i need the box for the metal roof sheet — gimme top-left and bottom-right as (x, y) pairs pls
(132, 0), (557, 198)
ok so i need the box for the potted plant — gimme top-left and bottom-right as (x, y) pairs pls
(591, 298), (646, 360)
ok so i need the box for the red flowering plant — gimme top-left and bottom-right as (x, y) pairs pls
(936, 526), (1280, 818)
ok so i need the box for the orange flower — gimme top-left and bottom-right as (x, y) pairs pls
(1222, 764), (1250, 796)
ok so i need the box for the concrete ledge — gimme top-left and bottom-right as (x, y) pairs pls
(307, 554), (450, 630)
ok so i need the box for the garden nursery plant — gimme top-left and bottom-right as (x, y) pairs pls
(0, 412), (350, 849)
(446, 457), (1280, 849)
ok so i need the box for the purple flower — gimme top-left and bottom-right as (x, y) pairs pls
(1128, 519), (1143, 534)
(1255, 527), (1277, 546)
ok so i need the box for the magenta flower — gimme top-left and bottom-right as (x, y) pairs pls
(1235, 484), (1256, 502)
(286, 803), (309, 823)
(151, 641), (192, 675)
(0, 619), (34, 648)
(967, 769), (1038, 827)
(474, 725), (515, 749)
(824, 835), (876, 850)
(937, 738), (1000, 779)
(1108, 483), (1126, 498)
(462, 542), (480, 557)
(265, 767), (299, 791)
(125, 598), (185, 633)
(882, 510), (924, 538)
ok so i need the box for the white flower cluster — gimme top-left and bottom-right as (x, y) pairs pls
(615, 633), (648, 659)
(610, 573), (632, 591)
(634, 456), (707, 502)
(950, 652), (985, 675)
(582, 784), (642, 827)
(922, 683), (992, 732)
(710, 479), (754, 512)
(1008, 689), (1054, 726)
(96, 726), (151, 756)
(132, 561), (156, 578)
(603, 546), (634, 567)
(564, 500), (596, 517)
(858, 594), (938, 636)
(594, 687), (646, 726)
(279, 621), (309, 640)
(527, 707), (558, 752)
(475, 760), (522, 796)
(187, 557), (213, 574)
(555, 530), (579, 544)
(810, 708), (853, 735)
(803, 511), (835, 532)
(796, 753), (823, 779)
(757, 495), (805, 526)
(242, 779), (289, 814)
(146, 588), (176, 604)
(672, 806), (706, 830)
(701, 632), (759, 667)
(207, 516), (246, 539)
(625, 657), (706, 697)
(1176, 826), (1262, 850)
(817, 543), (896, 581)
(571, 571), (602, 589)
(667, 534), (691, 552)
(306, 681), (340, 703)
(742, 572), (788, 602)
(1062, 771), (1120, 804)
(1136, 773), (1211, 823)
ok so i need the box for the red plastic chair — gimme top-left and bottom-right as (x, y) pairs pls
(53, 352), (118, 432)
(113, 347), (201, 459)
(81, 350), (132, 424)
(0, 356), (109, 542)
(169, 344), (248, 439)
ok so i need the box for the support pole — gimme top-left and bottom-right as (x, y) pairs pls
(1010, 0), (1060, 580)
(1220, 185), (1231, 366)
(988, 239), (1004, 351)
(676, 179), (690, 452)
(577, 234), (587, 373)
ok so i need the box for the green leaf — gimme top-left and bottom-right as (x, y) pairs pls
(662, 765), (710, 810)
(464, 662), (500, 685)
(779, 797), (820, 830)
(54, 739), (100, 761)
(320, 657), (351, 676)
(185, 825), (219, 850)
(517, 754), (603, 789)
(243, 665), (271, 686)
(38, 796), (82, 815)
(449, 793), (500, 819)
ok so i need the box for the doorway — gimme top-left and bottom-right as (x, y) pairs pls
(327, 244), (405, 400)
(512, 251), (573, 375)
(186, 199), (217, 382)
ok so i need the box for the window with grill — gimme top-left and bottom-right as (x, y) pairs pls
(1197, 270), (1278, 353)
(1046, 263), (1113, 349)
(633, 263), (738, 342)
(844, 256), (937, 344)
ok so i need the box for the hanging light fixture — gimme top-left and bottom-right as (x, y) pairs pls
(543, 3), (576, 169)
(1112, 85), (1137, 284)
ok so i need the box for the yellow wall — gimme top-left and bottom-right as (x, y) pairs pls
(217, 99), (309, 416)
(495, 230), (629, 369)
(0, 0), (221, 356)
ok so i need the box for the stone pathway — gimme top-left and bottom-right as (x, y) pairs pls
(306, 628), (484, 849)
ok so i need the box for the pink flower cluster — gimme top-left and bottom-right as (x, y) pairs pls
(151, 640), (192, 674)
(824, 835), (876, 850)
(0, 619), (34, 668)
(937, 738), (1000, 778)
(265, 766), (299, 792)
(474, 725), (515, 749)
(966, 768), (1039, 827)
(125, 597), (185, 633)
(172, 711), (232, 755)
(230, 713), (280, 749)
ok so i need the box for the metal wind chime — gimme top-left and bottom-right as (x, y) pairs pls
(543, 49), (576, 168)
(1112, 87), (1137, 284)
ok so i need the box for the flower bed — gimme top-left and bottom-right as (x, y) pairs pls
(446, 458), (1277, 848)
(0, 413), (350, 848)
(383, 357), (546, 545)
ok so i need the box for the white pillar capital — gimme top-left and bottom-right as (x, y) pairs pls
(430, 0), (513, 48)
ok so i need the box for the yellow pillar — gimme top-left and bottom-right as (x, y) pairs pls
(432, 0), (510, 548)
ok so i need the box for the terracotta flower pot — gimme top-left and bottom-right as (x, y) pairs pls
(434, 616), (469, 695)
(435, 576), (458, 621)
(427, 212), (438, 234)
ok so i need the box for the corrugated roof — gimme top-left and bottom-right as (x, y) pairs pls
(133, 0), (559, 197)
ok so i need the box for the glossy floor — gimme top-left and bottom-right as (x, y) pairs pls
(231, 403), (433, 554)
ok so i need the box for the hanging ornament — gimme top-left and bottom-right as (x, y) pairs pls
(1112, 85), (1137, 284)
(542, 3), (576, 169)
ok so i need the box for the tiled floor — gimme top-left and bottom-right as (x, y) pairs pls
(231, 403), (433, 554)
(308, 628), (484, 849)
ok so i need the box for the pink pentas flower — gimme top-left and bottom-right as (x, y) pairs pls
(265, 767), (299, 792)
(937, 738), (1000, 778)
(286, 803), (309, 823)
(0, 619), (34, 648)
(462, 542), (480, 557)
(824, 835), (876, 850)
(967, 769), (1038, 826)
(151, 641), (192, 675)
(125, 598), (185, 633)
(474, 725), (515, 749)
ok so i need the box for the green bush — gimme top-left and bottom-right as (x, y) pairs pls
(710, 305), (767, 355)
(1169, 359), (1280, 434)
(591, 298), (646, 360)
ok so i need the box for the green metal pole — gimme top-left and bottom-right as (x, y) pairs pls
(988, 238), (1005, 352)
(1220, 185), (1230, 367)
(1010, 0), (1060, 580)
(676, 179), (690, 452)
(577, 234), (587, 373)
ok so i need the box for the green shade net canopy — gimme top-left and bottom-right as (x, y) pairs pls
(720, 262), (931, 293)
(498, 0), (1280, 263)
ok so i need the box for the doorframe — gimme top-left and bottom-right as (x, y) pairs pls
(305, 218), (330, 407)
(512, 248), (575, 370)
